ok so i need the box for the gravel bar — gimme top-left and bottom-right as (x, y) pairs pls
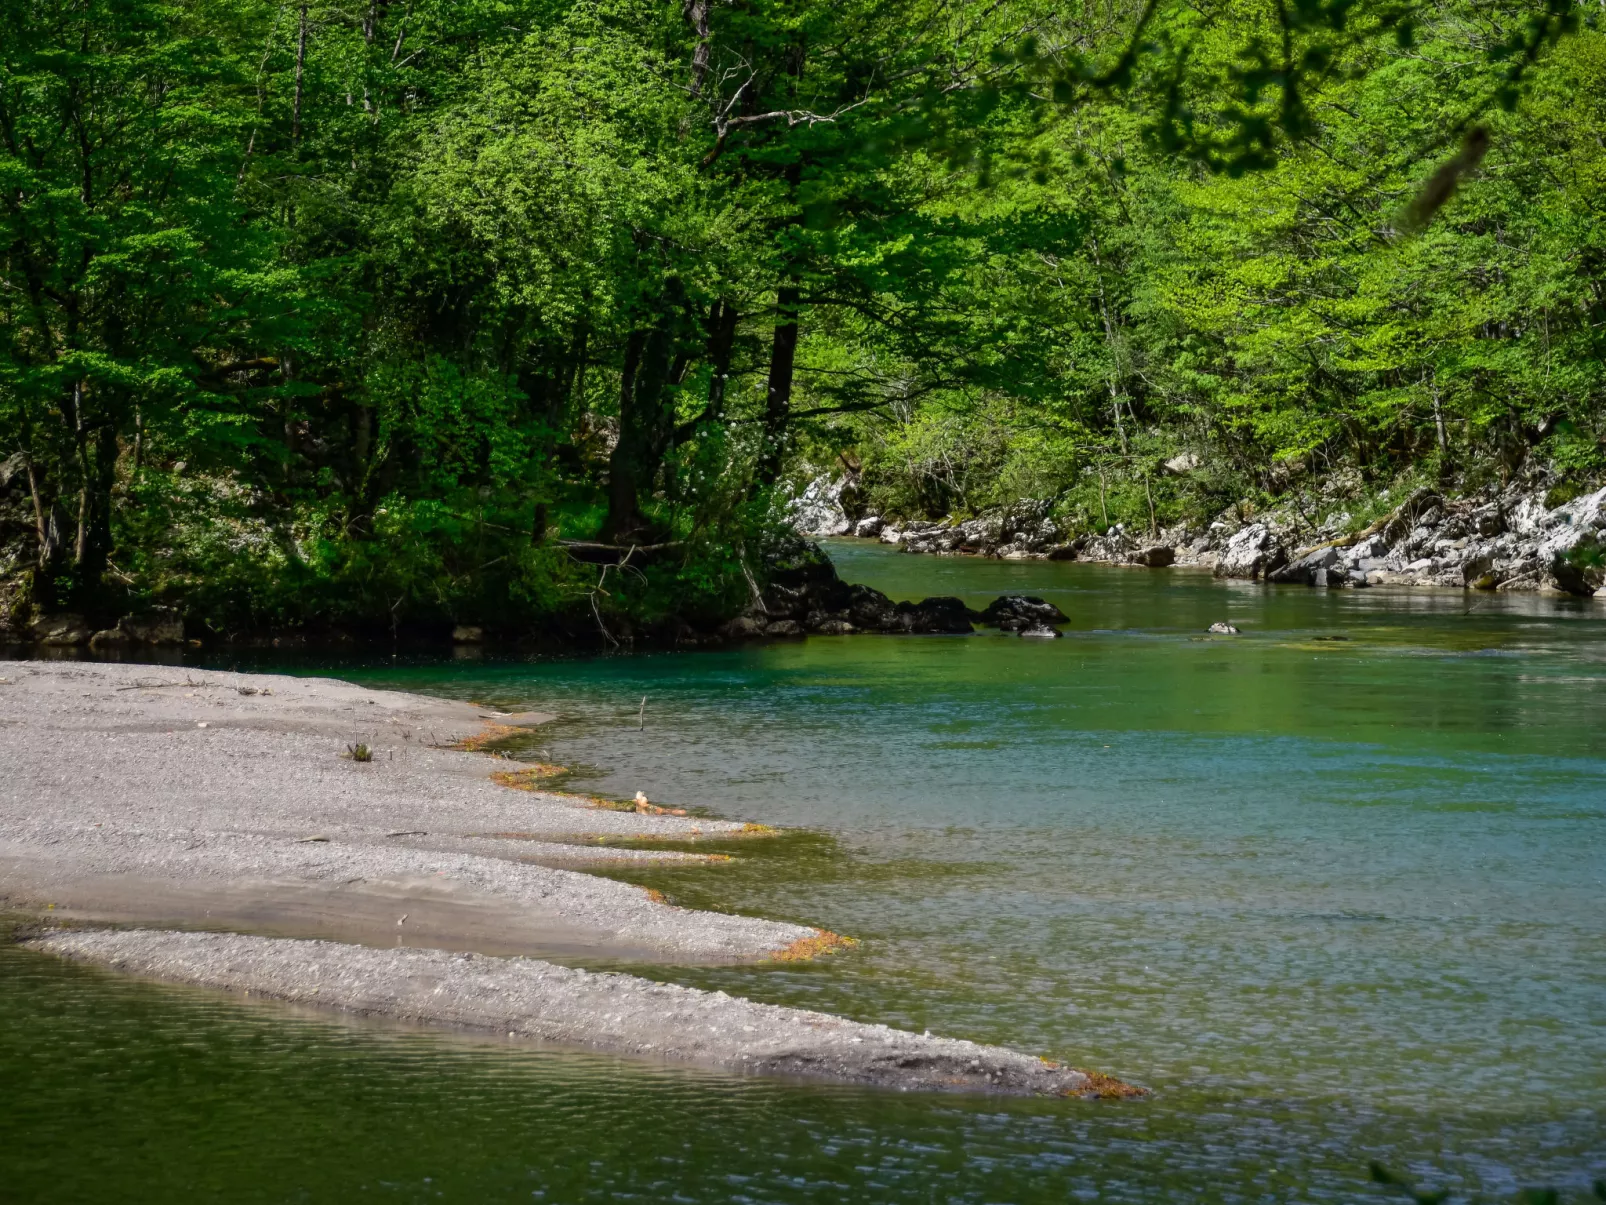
(26, 927), (1123, 1097)
(0, 660), (809, 961)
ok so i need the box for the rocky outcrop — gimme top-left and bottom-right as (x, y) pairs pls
(725, 536), (1067, 639)
(1254, 485), (1606, 595)
(847, 480), (1606, 598)
(789, 476), (853, 537)
(21, 606), (186, 649)
(873, 500), (1067, 560)
(31, 613), (91, 646)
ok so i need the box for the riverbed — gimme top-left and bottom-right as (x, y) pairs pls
(4, 545), (1603, 1201)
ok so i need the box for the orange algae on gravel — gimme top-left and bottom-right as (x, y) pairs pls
(490, 765), (569, 791)
(768, 929), (858, 962)
(453, 724), (521, 752)
(1048, 1063), (1146, 1099)
(1072, 1070), (1147, 1099)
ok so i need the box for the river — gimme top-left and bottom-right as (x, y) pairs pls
(4, 542), (1603, 1201)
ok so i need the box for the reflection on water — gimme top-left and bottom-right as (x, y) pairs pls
(5, 548), (1604, 1200)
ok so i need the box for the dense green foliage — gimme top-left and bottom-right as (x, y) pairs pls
(0, 0), (1598, 638)
(841, 0), (1606, 535)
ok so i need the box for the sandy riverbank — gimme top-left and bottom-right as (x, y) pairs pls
(2, 660), (1130, 1096)
(0, 660), (804, 961)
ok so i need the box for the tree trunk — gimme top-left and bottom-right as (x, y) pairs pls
(82, 424), (117, 589)
(24, 458), (49, 569)
(564, 320), (590, 415)
(684, 0), (711, 96)
(756, 157), (804, 488)
(605, 329), (648, 542)
(757, 283), (799, 486)
(606, 280), (691, 541)
(705, 299), (738, 422)
(293, 4), (308, 144)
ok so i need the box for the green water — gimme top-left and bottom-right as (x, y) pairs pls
(5, 545), (1605, 1201)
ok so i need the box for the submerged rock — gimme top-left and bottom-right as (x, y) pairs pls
(1207, 622), (1240, 635)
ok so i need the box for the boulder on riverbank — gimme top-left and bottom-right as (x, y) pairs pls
(1251, 485), (1606, 595)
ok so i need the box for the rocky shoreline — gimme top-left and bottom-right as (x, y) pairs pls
(2, 660), (1133, 1096)
(807, 483), (1606, 598)
(7, 535), (1077, 653)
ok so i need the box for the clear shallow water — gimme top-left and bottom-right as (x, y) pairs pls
(5, 545), (1605, 1201)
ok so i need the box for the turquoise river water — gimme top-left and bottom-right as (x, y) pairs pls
(3, 542), (1604, 1202)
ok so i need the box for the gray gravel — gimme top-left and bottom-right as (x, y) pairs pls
(3, 660), (1135, 1095)
(26, 927), (1119, 1097)
(0, 660), (809, 961)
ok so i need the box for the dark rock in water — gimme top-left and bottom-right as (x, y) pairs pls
(31, 613), (90, 646)
(721, 615), (765, 639)
(814, 618), (856, 635)
(980, 595), (1068, 631)
(1458, 551), (1495, 587)
(1548, 544), (1604, 597)
(763, 583), (811, 620)
(764, 619), (806, 638)
(118, 608), (184, 645)
(895, 595), (975, 634)
(766, 533), (841, 591)
(1207, 622), (1240, 635)
(846, 583), (899, 630)
(84, 607), (185, 647)
(1131, 545), (1175, 568)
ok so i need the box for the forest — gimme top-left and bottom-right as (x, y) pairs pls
(0, 0), (1599, 641)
